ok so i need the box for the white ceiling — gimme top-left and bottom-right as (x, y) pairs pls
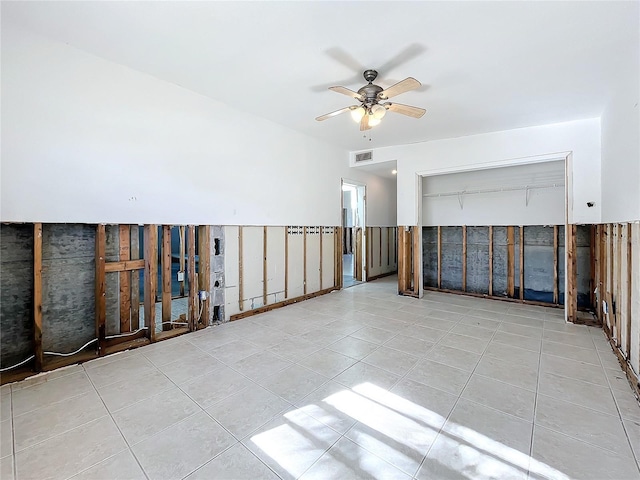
(3, 1), (638, 152)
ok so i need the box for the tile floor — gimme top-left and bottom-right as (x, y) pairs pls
(1, 277), (639, 480)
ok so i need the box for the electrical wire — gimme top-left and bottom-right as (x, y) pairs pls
(105, 327), (148, 339)
(44, 338), (98, 357)
(0, 355), (35, 372)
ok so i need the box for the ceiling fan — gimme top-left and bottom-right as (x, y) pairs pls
(315, 69), (426, 131)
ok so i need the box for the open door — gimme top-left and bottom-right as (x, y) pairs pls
(342, 181), (366, 287)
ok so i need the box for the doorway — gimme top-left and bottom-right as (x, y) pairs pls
(342, 181), (366, 288)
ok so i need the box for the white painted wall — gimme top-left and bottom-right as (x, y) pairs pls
(362, 119), (601, 226)
(0, 25), (396, 227)
(600, 39), (640, 223)
(422, 161), (566, 226)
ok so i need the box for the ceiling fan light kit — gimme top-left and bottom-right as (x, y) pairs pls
(316, 69), (426, 131)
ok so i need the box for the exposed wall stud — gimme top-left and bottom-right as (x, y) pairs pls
(488, 226), (493, 296)
(95, 224), (107, 354)
(413, 225), (421, 294)
(179, 226), (186, 297)
(519, 226), (524, 301)
(143, 225), (157, 342)
(553, 225), (559, 304)
(319, 226), (323, 290)
(303, 226), (308, 294)
(130, 225), (140, 330)
(238, 226), (244, 311)
(119, 225), (131, 333)
(507, 226), (515, 297)
(33, 223), (44, 371)
(566, 224), (577, 323)
(162, 225), (172, 329)
(187, 225), (197, 330)
(462, 226), (467, 291)
(263, 226), (268, 306)
(285, 227), (289, 297)
(437, 226), (442, 289)
(198, 225), (211, 327)
(626, 223), (632, 355)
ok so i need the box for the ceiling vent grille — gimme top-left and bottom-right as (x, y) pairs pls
(355, 151), (373, 163)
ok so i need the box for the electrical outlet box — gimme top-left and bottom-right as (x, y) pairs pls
(177, 271), (185, 282)
(198, 290), (209, 301)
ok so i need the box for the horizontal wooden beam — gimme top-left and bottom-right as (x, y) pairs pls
(230, 286), (339, 321)
(105, 259), (145, 273)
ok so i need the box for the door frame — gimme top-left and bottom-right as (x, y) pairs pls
(341, 179), (367, 285)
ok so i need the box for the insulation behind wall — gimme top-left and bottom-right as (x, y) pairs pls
(492, 227), (508, 296)
(41, 224), (95, 353)
(441, 227), (463, 290)
(0, 224), (34, 368)
(466, 227), (489, 294)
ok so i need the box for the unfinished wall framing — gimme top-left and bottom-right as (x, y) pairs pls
(595, 222), (640, 396)
(365, 226), (398, 281)
(0, 222), (222, 384)
(421, 224), (594, 319)
(224, 225), (342, 320)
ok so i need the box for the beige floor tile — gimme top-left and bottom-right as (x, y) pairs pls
(326, 336), (379, 360)
(300, 436), (411, 480)
(298, 349), (357, 378)
(257, 364), (329, 403)
(439, 332), (491, 355)
(294, 381), (359, 434)
(350, 326), (397, 344)
(97, 368), (175, 412)
(112, 386), (201, 445)
(427, 344), (481, 372)
(333, 362), (400, 391)
(530, 425), (640, 480)
(0, 392), (11, 423)
(229, 350), (293, 382)
(462, 375), (536, 422)
(541, 340), (601, 366)
(180, 365), (254, 408)
(69, 449), (146, 480)
(535, 394), (634, 456)
(12, 371), (93, 417)
(85, 354), (158, 389)
(540, 353), (607, 387)
(362, 346), (420, 376)
(538, 371), (619, 416)
(14, 390), (107, 451)
(209, 340), (264, 365)
(406, 359), (471, 396)
(0, 455), (13, 480)
(156, 349), (222, 385)
(474, 355), (538, 392)
(1, 419), (12, 458)
(206, 385), (291, 439)
(186, 443), (279, 480)
(383, 334), (434, 357)
(243, 408), (341, 480)
(15, 416), (127, 480)
(133, 411), (236, 480)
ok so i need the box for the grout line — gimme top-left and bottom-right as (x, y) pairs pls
(82, 365), (151, 480)
(592, 340), (640, 473)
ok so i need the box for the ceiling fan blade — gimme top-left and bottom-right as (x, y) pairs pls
(360, 114), (372, 131)
(379, 77), (421, 99)
(377, 44), (426, 74)
(329, 86), (364, 101)
(386, 102), (426, 118)
(315, 106), (355, 122)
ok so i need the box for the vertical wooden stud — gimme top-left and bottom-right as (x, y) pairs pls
(303, 226), (308, 294)
(437, 226), (442, 289)
(566, 224), (578, 323)
(616, 224), (623, 346)
(413, 225), (421, 294)
(488, 226), (494, 296)
(187, 225), (197, 330)
(519, 226), (525, 301)
(143, 225), (157, 341)
(119, 225), (131, 333)
(626, 223), (632, 355)
(379, 226), (382, 268)
(285, 227), (289, 297)
(198, 225), (210, 328)
(162, 226), (172, 329)
(95, 224), (107, 354)
(179, 226), (186, 297)
(238, 226), (244, 311)
(263, 226), (268, 306)
(338, 227), (343, 288)
(355, 228), (363, 282)
(462, 226), (467, 291)
(398, 227), (407, 293)
(33, 223), (44, 371)
(507, 226), (515, 297)
(319, 227), (323, 290)
(590, 225), (596, 309)
(553, 225), (559, 304)
(130, 225), (140, 330)
(387, 227), (391, 267)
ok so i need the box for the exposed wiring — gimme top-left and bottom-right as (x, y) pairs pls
(44, 338), (98, 357)
(0, 355), (35, 372)
(160, 321), (188, 326)
(105, 327), (148, 339)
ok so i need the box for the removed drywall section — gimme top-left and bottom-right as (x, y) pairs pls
(492, 227), (508, 296)
(0, 224), (34, 368)
(441, 227), (463, 291)
(41, 224), (95, 353)
(105, 225), (120, 335)
(422, 227), (438, 288)
(209, 225), (225, 323)
(466, 227), (490, 294)
(366, 227), (398, 280)
(523, 226), (555, 303)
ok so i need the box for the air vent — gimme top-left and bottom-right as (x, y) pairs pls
(355, 151), (373, 163)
